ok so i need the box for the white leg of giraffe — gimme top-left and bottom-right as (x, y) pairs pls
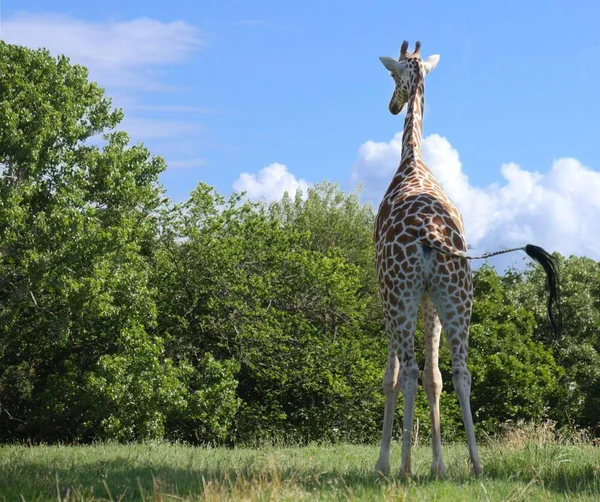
(375, 294), (421, 478)
(375, 338), (400, 477)
(398, 345), (420, 479)
(421, 294), (446, 479)
(429, 268), (482, 475)
(450, 354), (481, 475)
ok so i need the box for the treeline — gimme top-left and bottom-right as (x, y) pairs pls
(0, 42), (598, 445)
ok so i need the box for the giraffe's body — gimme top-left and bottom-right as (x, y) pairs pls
(374, 42), (480, 478)
(374, 41), (561, 479)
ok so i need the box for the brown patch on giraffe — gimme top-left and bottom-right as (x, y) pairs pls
(401, 215), (423, 229)
(375, 203), (391, 240)
(452, 233), (465, 251)
(395, 231), (418, 244)
(383, 276), (395, 292)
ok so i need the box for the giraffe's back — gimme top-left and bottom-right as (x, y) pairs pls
(375, 181), (467, 256)
(375, 171), (471, 311)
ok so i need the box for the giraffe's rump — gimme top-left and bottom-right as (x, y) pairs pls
(376, 193), (468, 258)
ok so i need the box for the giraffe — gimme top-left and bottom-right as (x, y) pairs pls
(373, 41), (561, 479)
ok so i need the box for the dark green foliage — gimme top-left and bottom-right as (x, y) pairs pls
(1, 41), (598, 446)
(153, 183), (386, 444)
(507, 255), (600, 430)
(467, 266), (563, 431)
(0, 42), (239, 443)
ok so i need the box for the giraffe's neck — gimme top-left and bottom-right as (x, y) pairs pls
(382, 71), (426, 201)
(401, 72), (425, 163)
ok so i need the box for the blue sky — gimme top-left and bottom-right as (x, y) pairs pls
(3, 0), (600, 263)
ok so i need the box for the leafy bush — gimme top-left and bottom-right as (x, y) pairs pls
(1, 41), (598, 446)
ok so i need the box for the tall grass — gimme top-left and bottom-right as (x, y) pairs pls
(0, 424), (598, 501)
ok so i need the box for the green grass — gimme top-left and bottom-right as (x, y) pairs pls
(0, 440), (598, 501)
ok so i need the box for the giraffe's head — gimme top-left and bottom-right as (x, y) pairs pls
(379, 41), (440, 115)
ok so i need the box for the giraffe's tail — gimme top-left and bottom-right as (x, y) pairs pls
(523, 244), (562, 338)
(419, 239), (562, 337)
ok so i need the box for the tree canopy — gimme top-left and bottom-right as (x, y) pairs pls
(1, 41), (598, 444)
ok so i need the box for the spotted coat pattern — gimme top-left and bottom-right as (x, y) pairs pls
(374, 45), (482, 479)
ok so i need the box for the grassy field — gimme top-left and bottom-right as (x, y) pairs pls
(1, 438), (599, 501)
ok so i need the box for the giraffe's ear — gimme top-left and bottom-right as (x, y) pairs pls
(379, 56), (405, 73)
(423, 54), (440, 74)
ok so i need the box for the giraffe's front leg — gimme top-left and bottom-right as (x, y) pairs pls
(375, 349), (400, 477)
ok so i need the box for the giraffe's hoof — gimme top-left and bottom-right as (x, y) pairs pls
(431, 462), (447, 480)
(375, 462), (390, 478)
(398, 468), (412, 480)
(471, 463), (483, 477)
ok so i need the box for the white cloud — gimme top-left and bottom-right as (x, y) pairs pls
(352, 133), (600, 263)
(3, 13), (203, 89)
(350, 132), (403, 201)
(233, 163), (310, 202)
(3, 12), (207, 165)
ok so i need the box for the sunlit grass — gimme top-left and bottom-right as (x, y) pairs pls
(0, 437), (598, 501)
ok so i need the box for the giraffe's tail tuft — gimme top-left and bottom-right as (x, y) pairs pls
(524, 244), (562, 337)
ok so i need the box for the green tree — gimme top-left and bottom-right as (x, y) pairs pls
(508, 255), (600, 429)
(154, 183), (388, 443)
(467, 265), (563, 431)
(0, 42), (238, 443)
(4, 40), (597, 446)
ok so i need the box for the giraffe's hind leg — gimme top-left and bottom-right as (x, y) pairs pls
(396, 296), (421, 479)
(375, 338), (400, 477)
(375, 293), (421, 478)
(429, 261), (482, 476)
(421, 294), (446, 479)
